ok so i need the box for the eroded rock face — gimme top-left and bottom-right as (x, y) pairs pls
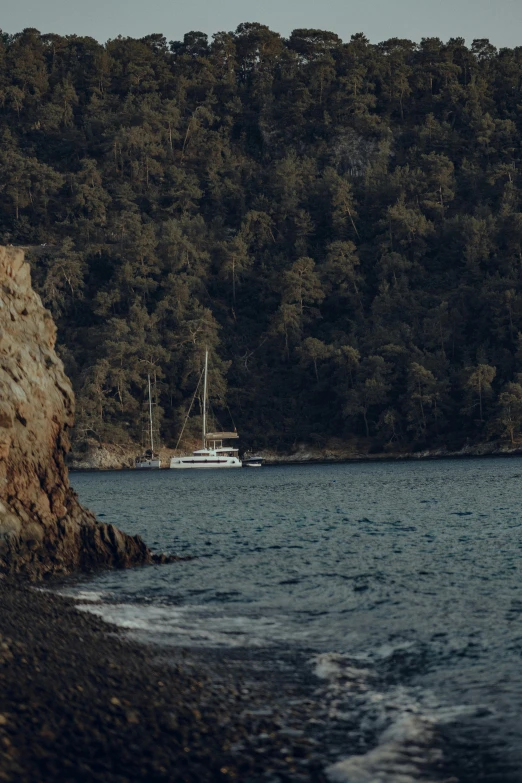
(0, 246), (164, 577)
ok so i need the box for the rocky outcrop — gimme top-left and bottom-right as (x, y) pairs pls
(69, 441), (140, 471)
(68, 440), (180, 470)
(0, 246), (167, 578)
(259, 440), (522, 464)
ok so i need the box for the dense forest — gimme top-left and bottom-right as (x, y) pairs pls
(2, 24), (522, 452)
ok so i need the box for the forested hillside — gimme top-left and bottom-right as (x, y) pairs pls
(2, 25), (522, 452)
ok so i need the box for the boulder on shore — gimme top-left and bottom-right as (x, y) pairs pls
(0, 245), (165, 578)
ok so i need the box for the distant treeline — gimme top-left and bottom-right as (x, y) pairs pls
(2, 24), (522, 450)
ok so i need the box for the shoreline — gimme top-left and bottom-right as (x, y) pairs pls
(0, 578), (332, 782)
(67, 442), (522, 471)
(260, 443), (522, 466)
(0, 577), (506, 783)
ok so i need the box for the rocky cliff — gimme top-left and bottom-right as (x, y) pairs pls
(68, 439), (198, 470)
(0, 246), (167, 578)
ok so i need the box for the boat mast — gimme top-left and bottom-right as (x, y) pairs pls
(202, 348), (208, 448)
(148, 374), (154, 454)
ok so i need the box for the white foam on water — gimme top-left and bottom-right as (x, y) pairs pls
(326, 713), (441, 783)
(314, 652), (479, 783)
(35, 586), (106, 603)
(76, 601), (289, 647)
(68, 590), (106, 602)
(315, 653), (371, 683)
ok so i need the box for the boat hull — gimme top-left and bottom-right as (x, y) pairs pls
(135, 459), (161, 469)
(170, 457), (241, 469)
(244, 456), (264, 467)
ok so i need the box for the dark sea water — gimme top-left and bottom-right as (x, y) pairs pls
(68, 458), (522, 782)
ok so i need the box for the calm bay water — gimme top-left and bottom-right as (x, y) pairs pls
(69, 458), (522, 782)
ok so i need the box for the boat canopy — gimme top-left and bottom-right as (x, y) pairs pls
(205, 432), (238, 440)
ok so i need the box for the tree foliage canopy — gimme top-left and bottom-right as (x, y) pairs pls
(3, 25), (522, 450)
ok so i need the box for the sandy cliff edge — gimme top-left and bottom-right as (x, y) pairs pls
(0, 245), (168, 578)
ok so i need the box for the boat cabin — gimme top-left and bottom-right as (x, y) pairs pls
(204, 431), (239, 457)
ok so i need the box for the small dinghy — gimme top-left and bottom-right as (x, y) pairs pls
(244, 455), (263, 468)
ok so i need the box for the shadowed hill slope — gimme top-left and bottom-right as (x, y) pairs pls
(4, 29), (522, 452)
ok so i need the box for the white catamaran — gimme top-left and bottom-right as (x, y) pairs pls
(135, 375), (161, 469)
(170, 349), (242, 469)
